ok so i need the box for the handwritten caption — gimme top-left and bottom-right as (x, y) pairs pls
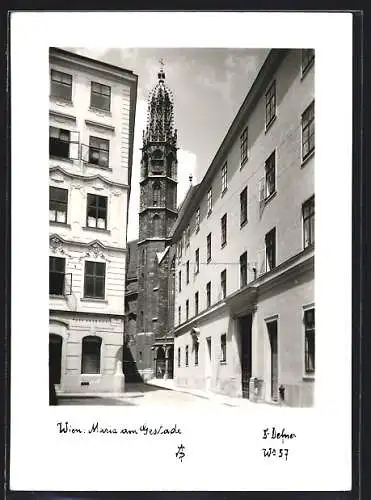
(261, 427), (296, 461)
(57, 421), (182, 436)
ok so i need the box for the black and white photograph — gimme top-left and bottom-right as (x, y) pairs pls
(10, 11), (353, 492)
(48, 46), (315, 408)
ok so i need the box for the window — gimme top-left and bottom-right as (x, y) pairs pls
(304, 308), (315, 373)
(50, 70), (72, 101)
(153, 182), (161, 206)
(207, 233), (212, 263)
(207, 187), (213, 215)
(220, 334), (227, 363)
(195, 249), (200, 274)
(91, 81), (111, 111)
(194, 340), (199, 365)
(240, 187), (248, 226)
(178, 270), (182, 292)
(265, 80), (276, 127)
(140, 311), (144, 331)
(178, 306), (181, 325)
(178, 240), (183, 259)
(206, 281), (211, 308)
(86, 194), (107, 230)
(303, 196), (315, 248)
(195, 291), (199, 316)
(195, 208), (200, 233)
(220, 269), (227, 299)
(49, 187), (68, 224)
(49, 127), (70, 159)
(221, 214), (227, 247)
(89, 136), (109, 168)
(221, 162), (228, 193)
(186, 261), (190, 284)
(240, 127), (248, 166)
(84, 261), (106, 299)
(81, 336), (102, 374)
(302, 49), (314, 74)
(177, 347), (181, 367)
(240, 252), (247, 288)
(49, 256), (65, 295)
(265, 228), (276, 272)
(186, 300), (189, 321)
(184, 226), (190, 247)
(265, 152), (276, 198)
(302, 101), (315, 160)
(185, 345), (189, 367)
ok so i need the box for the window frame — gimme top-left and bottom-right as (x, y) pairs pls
(50, 69), (72, 101)
(207, 187), (213, 216)
(89, 135), (110, 168)
(83, 260), (106, 299)
(177, 347), (181, 368)
(49, 186), (68, 224)
(195, 207), (200, 233)
(221, 214), (227, 247)
(90, 81), (111, 112)
(195, 291), (199, 316)
(221, 162), (228, 194)
(86, 193), (108, 230)
(206, 281), (211, 308)
(81, 335), (102, 374)
(304, 308), (315, 374)
(240, 126), (248, 166)
(178, 306), (181, 325)
(240, 251), (247, 288)
(186, 299), (189, 321)
(185, 345), (189, 367)
(220, 333), (227, 363)
(302, 101), (315, 162)
(49, 256), (66, 296)
(240, 187), (248, 226)
(265, 227), (276, 272)
(195, 248), (200, 274)
(265, 151), (276, 199)
(186, 260), (190, 284)
(265, 80), (276, 129)
(220, 269), (227, 299)
(194, 340), (199, 366)
(207, 233), (212, 263)
(178, 270), (182, 292)
(302, 195), (315, 248)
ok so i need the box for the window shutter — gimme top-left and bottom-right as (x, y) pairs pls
(258, 178), (265, 202)
(69, 131), (80, 160)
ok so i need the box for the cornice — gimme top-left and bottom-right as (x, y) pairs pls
(49, 234), (127, 254)
(85, 119), (115, 133)
(49, 166), (129, 190)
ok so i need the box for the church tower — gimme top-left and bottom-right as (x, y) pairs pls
(135, 62), (178, 378)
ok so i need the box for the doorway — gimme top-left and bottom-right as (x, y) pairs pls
(49, 334), (62, 385)
(167, 346), (174, 379)
(239, 314), (252, 399)
(156, 347), (166, 379)
(267, 320), (278, 402)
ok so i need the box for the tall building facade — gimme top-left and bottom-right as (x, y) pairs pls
(171, 49), (315, 407)
(49, 48), (138, 394)
(124, 65), (178, 381)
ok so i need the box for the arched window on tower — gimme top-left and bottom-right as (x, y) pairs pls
(81, 336), (102, 374)
(153, 214), (160, 237)
(153, 182), (161, 206)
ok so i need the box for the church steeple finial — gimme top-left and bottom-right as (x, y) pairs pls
(158, 58), (165, 82)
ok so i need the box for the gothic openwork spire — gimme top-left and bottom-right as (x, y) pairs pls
(143, 60), (177, 146)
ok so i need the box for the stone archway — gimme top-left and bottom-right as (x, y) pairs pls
(155, 346), (166, 379)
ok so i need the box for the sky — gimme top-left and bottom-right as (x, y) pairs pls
(72, 47), (269, 241)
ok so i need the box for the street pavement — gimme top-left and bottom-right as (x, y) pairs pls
(58, 383), (214, 406)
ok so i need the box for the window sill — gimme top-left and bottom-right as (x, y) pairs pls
(303, 374), (315, 381)
(220, 360), (227, 365)
(49, 155), (73, 163)
(84, 163), (112, 172)
(301, 150), (315, 168)
(89, 106), (112, 116)
(207, 210), (212, 218)
(49, 294), (66, 299)
(80, 297), (108, 303)
(50, 221), (70, 228)
(240, 219), (248, 229)
(50, 95), (73, 105)
(221, 188), (228, 198)
(265, 114), (277, 133)
(264, 190), (277, 205)
(207, 259), (211, 264)
(83, 226), (110, 234)
(221, 242), (227, 249)
(195, 227), (200, 234)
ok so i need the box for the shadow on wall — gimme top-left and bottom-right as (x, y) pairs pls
(122, 344), (143, 383)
